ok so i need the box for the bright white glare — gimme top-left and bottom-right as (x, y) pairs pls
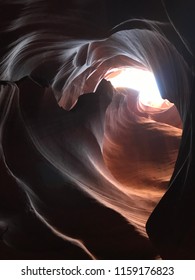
(107, 68), (165, 107)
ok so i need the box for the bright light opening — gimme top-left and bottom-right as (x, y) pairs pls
(106, 68), (169, 108)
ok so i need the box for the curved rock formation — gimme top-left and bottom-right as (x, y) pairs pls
(0, 0), (194, 259)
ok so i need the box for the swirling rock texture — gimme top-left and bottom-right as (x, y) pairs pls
(0, 0), (194, 259)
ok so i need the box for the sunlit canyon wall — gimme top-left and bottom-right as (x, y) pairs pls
(0, 0), (194, 259)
